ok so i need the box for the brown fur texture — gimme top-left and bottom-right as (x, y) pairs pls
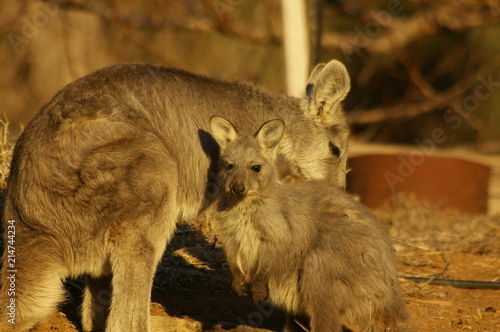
(210, 117), (409, 332)
(0, 60), (350, 331)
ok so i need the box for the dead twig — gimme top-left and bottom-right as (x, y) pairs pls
(171, 247), (214, 271)
(348, 55), (500, 125)
(408, 298), (453, 306)
(401, 277), (500, 290)
(325, 2), (500, 56)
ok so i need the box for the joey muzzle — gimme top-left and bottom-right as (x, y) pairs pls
(230, 182), (246, 196)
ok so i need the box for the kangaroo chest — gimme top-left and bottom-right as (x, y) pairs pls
(234, 220), (262, 276)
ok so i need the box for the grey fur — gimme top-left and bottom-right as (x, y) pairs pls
(210, 118), (409, 332)
(0, 60), (350, 331)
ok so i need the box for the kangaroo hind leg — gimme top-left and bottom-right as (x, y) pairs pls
(0, 248), (67, 332)
(105, 220), (164, 332)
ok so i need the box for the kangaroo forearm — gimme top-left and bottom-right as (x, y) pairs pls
(249, 273), (270, 303)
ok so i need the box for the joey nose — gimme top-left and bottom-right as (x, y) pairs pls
(231, 183), (246, 195)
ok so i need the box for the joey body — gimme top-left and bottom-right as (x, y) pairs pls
(210, 117), (409, 332)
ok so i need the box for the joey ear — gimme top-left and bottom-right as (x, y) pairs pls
(255, 119), (285, 154)
(209, 116), (239, 152)
(304, 60), (350, 125)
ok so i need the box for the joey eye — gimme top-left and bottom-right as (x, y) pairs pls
(329, 143), (341, 157)
(225, 163), (234, 170)
(251, 165), (261, 173)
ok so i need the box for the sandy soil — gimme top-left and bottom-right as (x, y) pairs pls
(25, 194), (500, 332)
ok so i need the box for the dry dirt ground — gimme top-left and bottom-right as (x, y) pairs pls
(22, 194), (500, 332)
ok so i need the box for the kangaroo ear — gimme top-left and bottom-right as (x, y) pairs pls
(304, 60), (350, 126)
(255, 119), (285, 154)
(210, 116), (239, 152)
(305, 63), (326, 99)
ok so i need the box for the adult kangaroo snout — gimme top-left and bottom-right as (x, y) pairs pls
(0, 60), (350, 331)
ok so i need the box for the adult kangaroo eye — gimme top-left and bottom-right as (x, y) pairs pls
(329, 143), (341, 157)
(225, 163), (234, 170)
(251, 165), (261, 173)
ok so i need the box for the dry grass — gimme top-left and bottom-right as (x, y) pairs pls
(0, 116), (13, 241)
(0, 116), (13, 191)
(377, 193), (500, 252)
(373, 193), (500, 293)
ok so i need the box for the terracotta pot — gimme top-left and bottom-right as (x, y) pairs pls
(346, 154), (491, 214)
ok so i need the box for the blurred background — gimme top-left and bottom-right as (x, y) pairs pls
(1, 0), (499, 149)
(1, 0), (500, 213)
(1, 3), (500, 330)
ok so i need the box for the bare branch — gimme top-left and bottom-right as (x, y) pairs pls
(396, 51), (441, 101)
(326, 2), (500, 56)
(348, 56), (500, 125)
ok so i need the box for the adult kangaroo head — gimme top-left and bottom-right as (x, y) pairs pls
(278, 60), (350, 188)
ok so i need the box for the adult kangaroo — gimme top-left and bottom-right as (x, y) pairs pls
(0, 60), (350, 331)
